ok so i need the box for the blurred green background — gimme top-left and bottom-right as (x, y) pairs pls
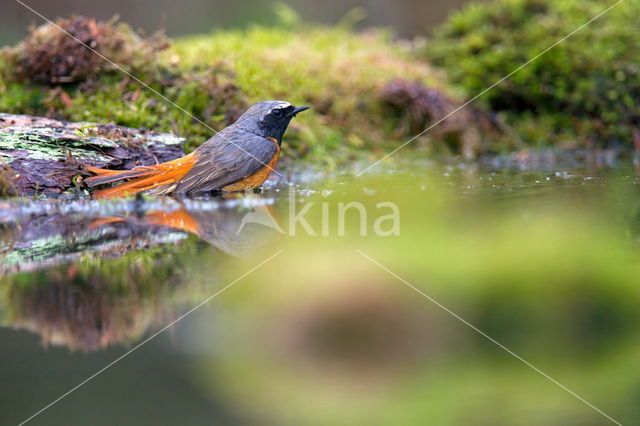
(2, 0), (478, 45)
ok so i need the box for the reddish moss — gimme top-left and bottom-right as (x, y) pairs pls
(4, 15), (168, 85)
(379, 78), (503, 157)
(0, 160), (17, 197)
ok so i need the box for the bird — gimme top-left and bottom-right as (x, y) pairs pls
(85, 100), (309, 198)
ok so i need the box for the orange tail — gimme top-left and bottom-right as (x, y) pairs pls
(85, 153), (197, 199)
(144, 209), (201, 234)
(88, 209), (200, 234)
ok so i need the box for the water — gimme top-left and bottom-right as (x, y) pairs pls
(2, 164), (640, 425)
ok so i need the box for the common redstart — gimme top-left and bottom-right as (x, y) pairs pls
(85, 100), (309, 198)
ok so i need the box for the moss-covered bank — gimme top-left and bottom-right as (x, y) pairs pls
(0, 12), (489, 169)
(1, 2), (634, 169)
(428, 0), (638, 149)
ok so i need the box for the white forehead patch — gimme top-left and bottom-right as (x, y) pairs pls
(272, 102), (291, 110)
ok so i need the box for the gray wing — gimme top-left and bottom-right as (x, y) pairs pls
(173, 130), (277, 194)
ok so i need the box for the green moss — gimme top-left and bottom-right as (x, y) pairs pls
(428, 0), (639, 148)
(168, 24), (450, 161)
(0, 12), (463, 165)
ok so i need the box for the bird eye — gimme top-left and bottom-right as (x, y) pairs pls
(272, 109), (283, 118)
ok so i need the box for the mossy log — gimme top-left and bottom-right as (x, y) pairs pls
(0, 113), (185, 196)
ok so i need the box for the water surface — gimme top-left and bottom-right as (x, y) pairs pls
(2, 163), (639, 425)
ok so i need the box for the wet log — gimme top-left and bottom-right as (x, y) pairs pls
(0, 113), (185, 196)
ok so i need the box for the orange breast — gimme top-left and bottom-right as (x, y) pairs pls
(222, 138), (280, 191)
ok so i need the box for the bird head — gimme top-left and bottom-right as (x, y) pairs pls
(233, 100), (310, 144)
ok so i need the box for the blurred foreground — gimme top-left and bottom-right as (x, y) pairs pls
(1, 163), (640, 425)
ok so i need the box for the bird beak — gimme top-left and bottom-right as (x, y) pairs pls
(290, 106), (310, 117)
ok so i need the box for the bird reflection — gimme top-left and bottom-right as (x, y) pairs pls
(0, 195), (281, 351)
(90, 195), (282, 257)
(0, 194), (281, 275)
